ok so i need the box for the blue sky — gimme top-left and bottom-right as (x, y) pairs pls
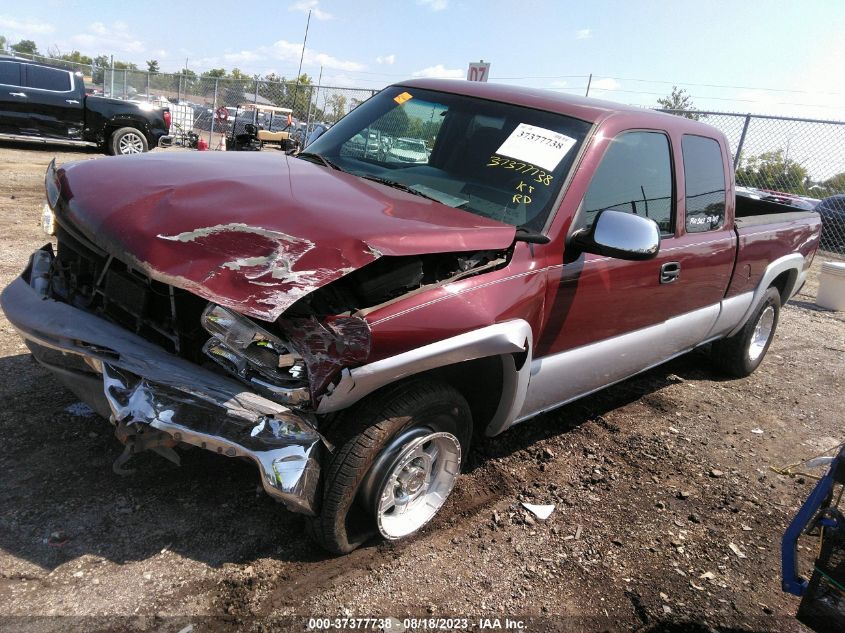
(3, 0), (845, 118)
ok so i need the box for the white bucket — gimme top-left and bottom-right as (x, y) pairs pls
(816, 261), (845, 311)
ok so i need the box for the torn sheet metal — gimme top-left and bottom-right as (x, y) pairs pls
(280, 315), (372, 398)
(103, 364), (322, 515)
(54, 152), (515, 321)
(1, 276), (324, 515)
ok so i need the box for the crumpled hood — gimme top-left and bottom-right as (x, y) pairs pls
(55, 151), (515, 321)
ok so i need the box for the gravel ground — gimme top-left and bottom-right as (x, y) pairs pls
(0, 142), (842, 633)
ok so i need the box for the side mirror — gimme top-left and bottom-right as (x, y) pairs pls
(570, 209), (661, 261)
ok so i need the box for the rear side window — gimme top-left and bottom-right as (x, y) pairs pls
(682, 135), (726, 233)
(581, 131), (674, 234)
(0, 61), (21, 87)
(25, 65), (72, 92)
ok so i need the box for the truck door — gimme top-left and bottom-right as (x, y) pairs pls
(22, 64), (85, 140)
(0, 60), (25, 134)
(523, 129), (735, 416)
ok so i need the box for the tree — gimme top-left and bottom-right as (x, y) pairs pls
(203, 68), (226, 78)
(822, 172), (845, 195)
(326, 93), (347, 122)
(656, 86), (704, 120)
(10, 39), (38, 55)
(735, 150), (809, 194)
(0, 35), (8, 51)
(146, 59), (160, 73)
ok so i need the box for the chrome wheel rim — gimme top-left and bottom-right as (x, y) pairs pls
(373, 431), (461, 540)
(748, 305), (775, 362)
(118, 132), (144, 154)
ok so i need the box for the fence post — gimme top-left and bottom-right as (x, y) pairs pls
(734, 114), (752, 169)
(146, 71), (151, 100)
(210, 77), (219, 148)
(123, 69), (128, 99)
(253, 78), (259, 124)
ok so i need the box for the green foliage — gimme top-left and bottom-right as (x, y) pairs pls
(326, 93), (347, 122)
(822, 172), (845, 194)
(0, 35), (7, 51)
(657, 86), (704, 121)
(146, 59), (160, 73)
(203, 68), (226, 78)
(10, 39), (38, 55)
(735, 150), (809, 194)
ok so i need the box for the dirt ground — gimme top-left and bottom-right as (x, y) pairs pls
(0, 142), (842, 633)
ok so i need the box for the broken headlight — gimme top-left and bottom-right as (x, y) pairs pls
(201, 304), (309, 405)
(41, 203), (56, 236)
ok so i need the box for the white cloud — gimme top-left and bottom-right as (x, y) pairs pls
(376, 54), (396, 65)
(412, 64), (463, 79)
(418, 0), (449, 11)
(71, 22), (145, 54)
(591, 77), (620, 91)
(289, 0), (334, 20)
(199, 39), (366, 73)
(576, 28), (592, 40)
(0, 15), (55, 36)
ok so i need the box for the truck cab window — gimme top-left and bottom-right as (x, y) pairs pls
(0, 61), (21, 87)
(581, 131), (673, 234)
(682, 135), (726, 232)
(25, 65), (71, 92)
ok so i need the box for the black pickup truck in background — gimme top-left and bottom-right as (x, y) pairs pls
(0, 56), (170, 155)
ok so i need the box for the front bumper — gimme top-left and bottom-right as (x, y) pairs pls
(0, 263), (323, 516)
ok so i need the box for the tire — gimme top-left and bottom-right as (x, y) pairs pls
(306, 379), (472, 554)
(109, 127), (149, 156)
(711, 286), (781, 377)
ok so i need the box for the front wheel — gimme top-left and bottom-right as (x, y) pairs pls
(109, 127), (149, 155)
(711, 286), (781, 377)
(306, 379), (472, 554)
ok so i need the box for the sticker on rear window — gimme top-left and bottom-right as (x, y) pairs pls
(394, 91), (413, 105)
(495, 123), (576, 171)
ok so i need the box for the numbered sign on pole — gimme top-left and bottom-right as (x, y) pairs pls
(467, 62), (491, 82)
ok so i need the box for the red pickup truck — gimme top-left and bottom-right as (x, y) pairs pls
(1, 79), (822, 553)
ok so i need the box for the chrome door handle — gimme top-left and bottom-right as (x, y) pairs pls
(65, 99), (80, 104)
(660, 261), (681, 284)
(9, 92), (27, 98)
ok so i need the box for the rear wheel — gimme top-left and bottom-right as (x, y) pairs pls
(306, 379), (472, 554)
(109, 127), (148, 155)
(711, 286), (781, 377)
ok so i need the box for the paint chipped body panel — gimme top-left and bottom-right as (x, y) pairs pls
(54, 151), (516, 321)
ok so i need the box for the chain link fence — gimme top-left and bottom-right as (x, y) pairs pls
(104, 69), (375, 150)
(660, 109), (845, 254)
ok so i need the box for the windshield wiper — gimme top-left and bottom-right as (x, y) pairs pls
(357, 175), (441, 203)
(296, 152), (343, 171)
(514, 227), (551, 244)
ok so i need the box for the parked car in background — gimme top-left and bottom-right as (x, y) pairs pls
(0, 56), (170, 154)
(385, 137), (430, 164)
(815, 194), (845, 251)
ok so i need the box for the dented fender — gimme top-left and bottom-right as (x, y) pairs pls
(318, 320), (533, 436)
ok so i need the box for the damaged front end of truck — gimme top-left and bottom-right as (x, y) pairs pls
(1, 155), (515, 517)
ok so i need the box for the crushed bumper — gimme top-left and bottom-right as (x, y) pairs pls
(0, 268), (323, 516)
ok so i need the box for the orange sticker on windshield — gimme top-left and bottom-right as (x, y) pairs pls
(394, 91), (413, 104)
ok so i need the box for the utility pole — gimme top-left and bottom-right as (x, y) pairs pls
(585, 73), (592, 97)
(292, 9), (311, 120)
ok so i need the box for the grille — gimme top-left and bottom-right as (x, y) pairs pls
(52, 225), (209, 361)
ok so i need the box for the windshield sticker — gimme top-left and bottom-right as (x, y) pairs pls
(487, 156), (554, 186)
(394, 91), (413, 105)
(495, 123), (576, 171)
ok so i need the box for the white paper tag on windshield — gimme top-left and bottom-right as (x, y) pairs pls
(495, 123), (576, 171)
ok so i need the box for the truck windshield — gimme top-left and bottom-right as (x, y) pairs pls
(304, 86), (592, 231)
